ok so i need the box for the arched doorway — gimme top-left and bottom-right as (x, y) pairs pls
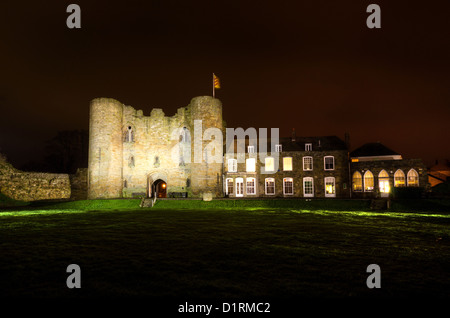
(147, 171), (168, 198)
(153, 179), (167, 198)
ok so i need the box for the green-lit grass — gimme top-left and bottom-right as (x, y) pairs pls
(0, 207), (449, 299)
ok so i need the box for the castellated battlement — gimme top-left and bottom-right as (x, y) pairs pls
(88, 96), (224, 199)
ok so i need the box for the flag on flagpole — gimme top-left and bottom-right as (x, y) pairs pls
(213, 73), (221, 89)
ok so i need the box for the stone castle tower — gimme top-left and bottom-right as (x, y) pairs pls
(88, 96), (224, 199)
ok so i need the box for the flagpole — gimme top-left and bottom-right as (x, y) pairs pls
(212, 73), (215, 98)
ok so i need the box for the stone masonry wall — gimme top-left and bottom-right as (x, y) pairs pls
(0, 157), (71, 201)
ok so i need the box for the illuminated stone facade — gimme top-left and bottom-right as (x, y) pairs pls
(88, 96), (223, 199)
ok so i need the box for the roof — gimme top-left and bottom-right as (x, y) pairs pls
(224, 135), (348, 153)
(350, 142), (400, 158)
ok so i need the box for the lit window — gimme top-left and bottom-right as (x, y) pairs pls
(275, 144), (282, 152)
(364, 170), (374, 192)
(394, 169), (405, 187)
(265, 178), (275, 195)
(303, 177), (314, 197)
(305, 143), (312, 151)
(283, 157), (293, 171)
(379, 170), (390, 194)
(246, 177), (256, 195)
(325, 177), (336, 197)
(246, 158), (256, 172)
(303, 156), (313, 171)
(283, 178), (294, 195)
(352, 171), (362, 192)
(407, 169), (419, 187)
(226, 178), (234, 195)
(228, 159), (237, 172)
(247, 145), (255, 153)
(324, 156), (334, 170)
(265, 157), (274, 172)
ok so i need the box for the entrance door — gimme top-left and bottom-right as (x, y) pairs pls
(236, 178), (244, 197)
(379, 180), (390, 197)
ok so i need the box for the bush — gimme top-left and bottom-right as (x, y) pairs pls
(392, 187), (424, 199)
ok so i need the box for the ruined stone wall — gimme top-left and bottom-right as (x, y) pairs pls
(0, 158), (71, 201)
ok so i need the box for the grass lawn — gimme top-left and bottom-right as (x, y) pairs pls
(0, 199), (449, 301)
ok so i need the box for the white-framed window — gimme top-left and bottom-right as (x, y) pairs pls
(305, 143), (312, 151)
(228, 158), (237, 172)
(394, 169), (406, 187)
(246, 158), (256, 172)
(236, 177), (244, 197)
(325, 177), (336, 197)
(265, 157), (274, 172)
(324, 156), (335, 170)
(246, 177), (256, 195)
(275, 144), (282, 152)
(283, 157), (293, 171)
(226, 178), (234, 195)
(407, 169), (419, 187)
(265, 178), (275, 195)
(352, 171), (362, 192)
(364, 170), (374, 192)
(303, 177), (314, 197)
(283, 177), (294, 195)
(303, 156), (313, 171)
(247, 145), (255, 153)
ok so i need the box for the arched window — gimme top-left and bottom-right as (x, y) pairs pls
(124, 126), (134, 142)
(364, 170), (374, 192)
(352, 171), (362, 192)
(181, 127), (190, 143)
(394, 169), (405, 187)
(378, 170), (390, 195)
(407, 169), (419, 187)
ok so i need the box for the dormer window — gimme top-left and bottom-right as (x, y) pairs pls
(305, 143), (312, 151)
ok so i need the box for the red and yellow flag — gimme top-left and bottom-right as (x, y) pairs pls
(213, 73), (221, 89)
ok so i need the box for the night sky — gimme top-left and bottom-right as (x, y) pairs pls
(1, 0), (449, 168)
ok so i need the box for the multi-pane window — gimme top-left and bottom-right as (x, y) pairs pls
(228, 159), (237, 172)
(247, 145), (255, 153)
(394, 169), (406, 187)
(352, 171), (362, 192)
(246, 158), (256, 172)
(283, 178), (294, 195)
(303, 177), (314, 197)
(303, 156), (313, 171)
(265, 178), (275, 195)
(265, 157), (274, 172)
(325, 177), (336, 197)
(364, 170), (374, 192)
(305, 143), (312, 151)
(324, 156), (335, 170)
(275, 144), (282, 152)
(283, 157), (293, 171)
(407, 169), (419, 187)
(246, 178), (256, 195)
(226, 178), (234, 195)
